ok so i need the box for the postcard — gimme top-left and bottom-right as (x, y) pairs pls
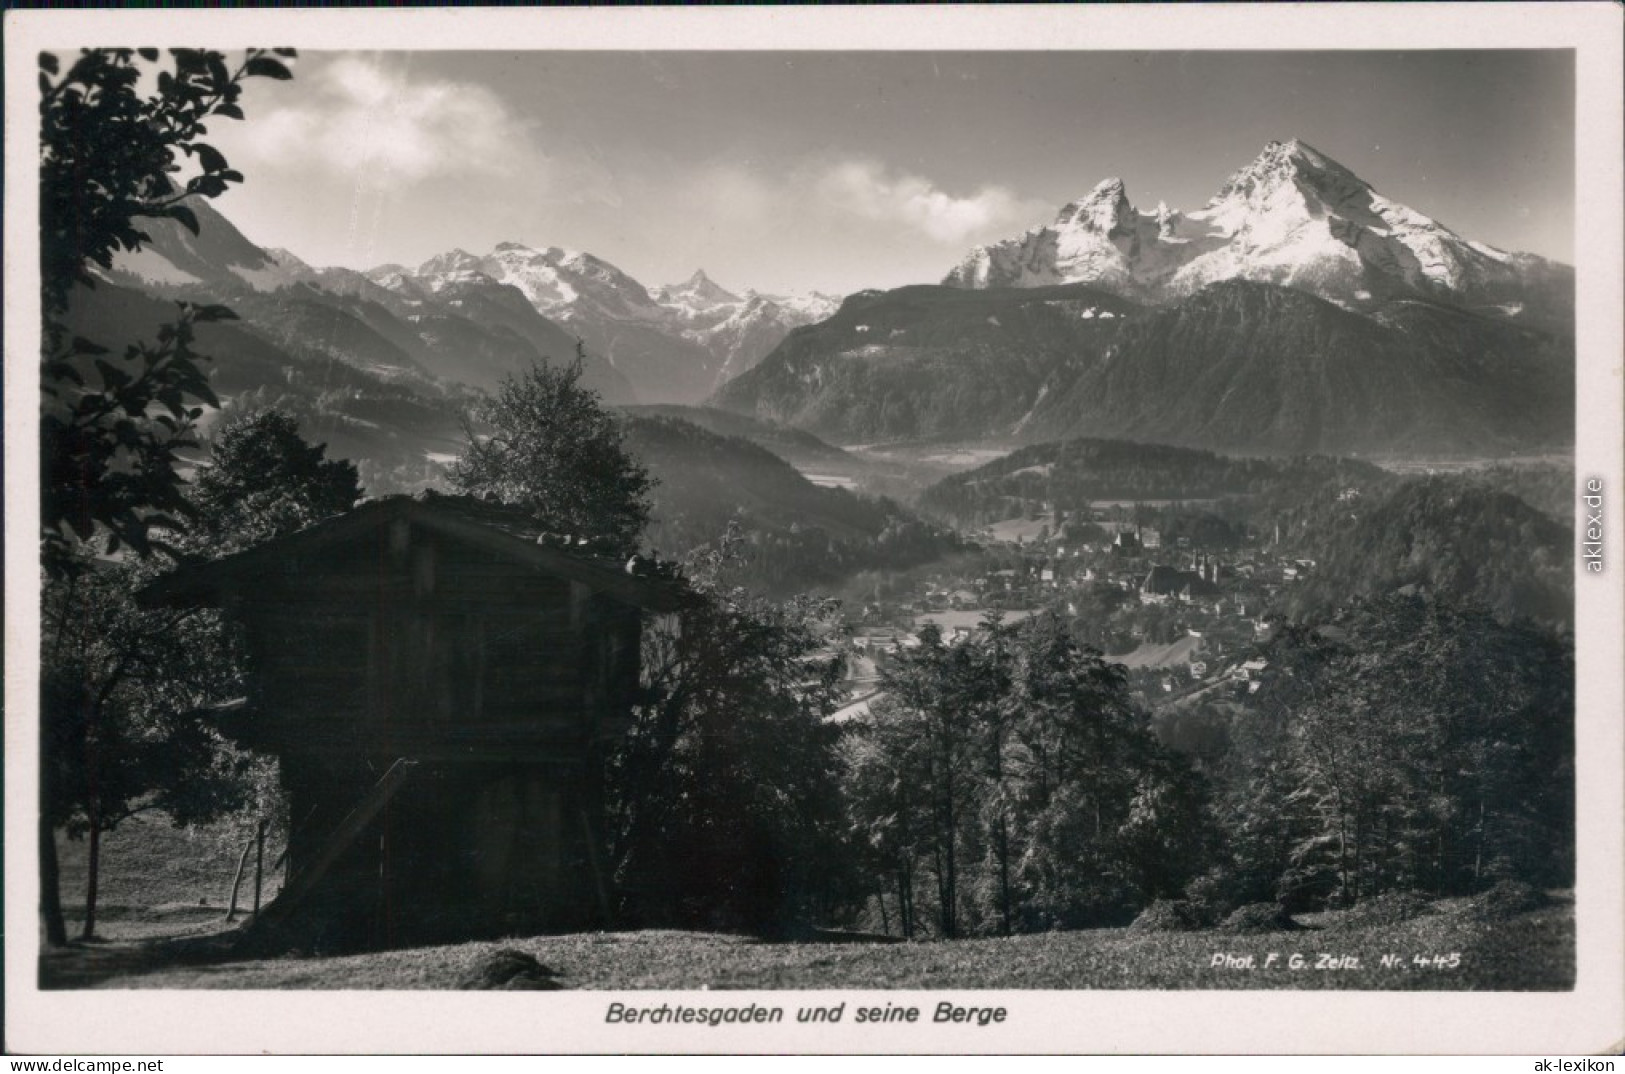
(5, 3), (1622, 1056)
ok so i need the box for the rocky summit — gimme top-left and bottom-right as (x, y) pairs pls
(943, 139), (1572, 333)
(716, 137), (1576, 459)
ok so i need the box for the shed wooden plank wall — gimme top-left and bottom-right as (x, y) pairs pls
(222, 517), (646, 945)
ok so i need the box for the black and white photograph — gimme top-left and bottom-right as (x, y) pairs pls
(5, 4), (1622, 1057)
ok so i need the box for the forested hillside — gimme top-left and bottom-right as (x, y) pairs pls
(919, 437), (1387, 527)
(624, 415), (963, 595)
(711, 283), (1134, 443)
(1282, 476), (1573, 628)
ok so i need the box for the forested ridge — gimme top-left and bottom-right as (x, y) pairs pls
(1283, 476), (1573, 629)
(626, 414), (963, 596)
(919, 437), (1387, 527)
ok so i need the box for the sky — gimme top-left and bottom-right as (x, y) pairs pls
(206, 50), (1575, 296)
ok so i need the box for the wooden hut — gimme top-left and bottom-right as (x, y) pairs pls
(140, 491), (687, 948)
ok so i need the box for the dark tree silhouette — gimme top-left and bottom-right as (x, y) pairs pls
(606, 528), (853, 933)
(37, 46), (296, 946)
(450, 348), (654, 557)
(43, 409), (358, 941)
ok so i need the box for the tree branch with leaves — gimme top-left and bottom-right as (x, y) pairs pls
(36, 47), (296, 944)
(39, 46), (295, 577)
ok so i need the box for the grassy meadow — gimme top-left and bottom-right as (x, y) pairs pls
(41, 813), (1574, 992)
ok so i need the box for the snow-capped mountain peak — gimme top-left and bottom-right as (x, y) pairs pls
(1212, 139), (1351, 200)
(653, 268), (742, 315)
(943, 138), (1571, 326)
(1056, 177), (1136, 235)
(417, 248), (483, 275)
(763, 290), (842, 323)
(359, 237), (844, 401)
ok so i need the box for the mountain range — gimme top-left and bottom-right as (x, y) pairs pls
(710, 282), (1138, 444)
(943, 138), (1572, 335)
(104, 202), (837, 406)
(714, 140), (1574, 457)
(102, 201), (635, 402)
(88, 136), (1575, 494)
(653, 271), (841, 389)
(82, 197), (956, 582)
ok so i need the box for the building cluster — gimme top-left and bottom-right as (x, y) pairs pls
(836, 511), (1324, 713)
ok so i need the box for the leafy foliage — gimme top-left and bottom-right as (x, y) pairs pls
(42, 558), (247, 835)
(186, 409), (361, 550)
(606, 530), (853, 933)
(1207, 593), (1573, 910)
(450, 349), (654, 556)
(38, 45), (297, 943)
(42, 410), (358, 941)
(39, 47), (296, 575)
(1006, 615), (1215, 928)
(452, 351), (860, 934)
(858, 620), (1007, 937)
(1285, 476), (1573, 628)
(40, 47), (291, 316)
(846, 612), (1215, 936)
(42, 304), (232, 573)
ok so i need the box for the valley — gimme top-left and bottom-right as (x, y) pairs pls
(823, 438), (1572, 721)
(88, 137), (1576, 505)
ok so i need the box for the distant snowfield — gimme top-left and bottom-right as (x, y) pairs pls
(109, 247), (200, 286)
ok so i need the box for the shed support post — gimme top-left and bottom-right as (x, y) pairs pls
(256, 758), (417, 933)
(252, 817), (268, 918)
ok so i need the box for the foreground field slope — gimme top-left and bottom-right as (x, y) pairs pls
(52, 905), (1573, 991)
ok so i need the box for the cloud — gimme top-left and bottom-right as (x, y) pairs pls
(649, 156), (1042, 256)
(242, 56), (543, 187)
(682, 163), (775, 224)
(814, 160), (1039, 243)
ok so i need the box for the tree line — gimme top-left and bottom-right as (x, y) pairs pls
(846, 613), (1213, 936)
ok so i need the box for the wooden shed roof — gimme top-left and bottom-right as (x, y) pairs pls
(138, 491), (691, 613)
